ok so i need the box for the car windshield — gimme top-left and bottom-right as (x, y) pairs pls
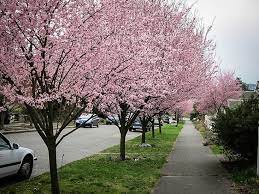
(134, 118), (141, 123)
(0, 135), (10, 150)
(79, 114), (93, 120)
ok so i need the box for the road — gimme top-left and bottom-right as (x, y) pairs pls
(3, 125), (140, 178)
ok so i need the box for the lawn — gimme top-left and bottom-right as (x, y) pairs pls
(1, 123), (183, 194)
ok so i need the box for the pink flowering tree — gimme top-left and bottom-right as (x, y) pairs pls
(172, 100), (194, 125)
(196, 72), (242, 114)
(97, 0), (216, 158)
(95, 0), (173, 159)
(0, 0), (120, 193)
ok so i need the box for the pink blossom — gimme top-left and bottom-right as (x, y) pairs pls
(196, 72), (242, 114)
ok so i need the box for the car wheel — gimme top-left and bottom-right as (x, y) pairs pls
(18, 156), (33, 179)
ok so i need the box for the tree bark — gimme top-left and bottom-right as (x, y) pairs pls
(118, 104), (140, 161)
(151, 119), (155, 138)
(0, 112), (4, 130)
(141, 126), (146, 144)
(175, 112), (179, 127)
(48, 143), (60, 194)
(158, 116), (162, 134)
(120, 131), (126, 160)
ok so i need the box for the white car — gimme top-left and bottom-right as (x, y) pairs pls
(75, 114), (100, 128)
(0, 132), (37, 179)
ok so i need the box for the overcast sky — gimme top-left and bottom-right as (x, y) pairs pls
(184, 0), (259, 84)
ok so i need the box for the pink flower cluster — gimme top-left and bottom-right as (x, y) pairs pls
(195, 72), (242, 114)
(0, 0), (217, 117)
(0, 106), (6, 113)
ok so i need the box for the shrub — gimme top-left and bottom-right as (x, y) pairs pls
(196, 123), (204, 130)
(190, 110), (199, 120)
(213, 96), (259, 161)
(194, 120), (216, 144)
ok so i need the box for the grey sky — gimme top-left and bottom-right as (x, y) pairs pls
(185, 0), (259, 83)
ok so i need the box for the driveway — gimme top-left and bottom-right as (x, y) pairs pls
(3, 125), (140, 178)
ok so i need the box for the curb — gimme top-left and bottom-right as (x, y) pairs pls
(1, 126), (76, 135)
(2, 129), (37, 134)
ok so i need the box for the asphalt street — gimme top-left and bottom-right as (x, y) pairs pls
(4, 125), (140, 178)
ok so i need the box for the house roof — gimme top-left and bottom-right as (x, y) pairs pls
(247, 83), (256, 91)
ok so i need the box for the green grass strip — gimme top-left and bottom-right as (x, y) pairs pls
(193, 120), (224, 155)
(1, 123), (184, 194)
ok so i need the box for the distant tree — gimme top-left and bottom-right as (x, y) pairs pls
(236, 77), (248, 91)
(196, 72), (242, 114)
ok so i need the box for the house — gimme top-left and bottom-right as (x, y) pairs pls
(228, 81), (259, 109)
(256, 81), (259, 93)
(247, 83), (256, 91)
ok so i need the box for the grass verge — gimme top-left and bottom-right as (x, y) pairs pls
(1, 123), (184, 194)
(193, 120), (224, 155)
(210, 144), (224, 155)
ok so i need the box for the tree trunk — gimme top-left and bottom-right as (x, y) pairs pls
(48, 143), (60, 194)
(141, 126), (146, 144)
(0, 112), (4, 130)
(151, 119), (155, 138)
(158, 116), (162, 134)
(29, 118), (33, 127)
(120, 131), (126, 160)
(175, 112), (179, 127)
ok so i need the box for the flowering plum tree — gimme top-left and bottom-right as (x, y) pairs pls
(172, 100), (194, 125)
(97, 0), (216, 160)
(0, 0), (118, 193)
(196, 72), (242, 114)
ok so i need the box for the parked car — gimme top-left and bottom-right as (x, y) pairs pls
(154, 118), (163, 126)
(106, 115), (120, 125)
(129, 117), (151, 131)
(75, 114), (100, 128)
(0, 132), (37, 179)
(162, 116), (170, 124)
(170, 119), (177, 124)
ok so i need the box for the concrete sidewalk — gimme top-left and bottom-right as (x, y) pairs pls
(153, 120), (237, 194)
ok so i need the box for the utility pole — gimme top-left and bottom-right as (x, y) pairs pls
(257, 121), (259, 176)
(256, 82), (259, 176)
